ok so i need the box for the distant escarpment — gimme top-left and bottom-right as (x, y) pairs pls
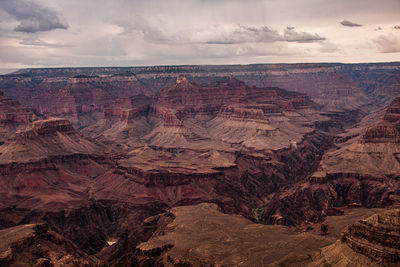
(3, 63), (399, 117)
(262, 98), (400, 226)
(0, 73), (152, 129)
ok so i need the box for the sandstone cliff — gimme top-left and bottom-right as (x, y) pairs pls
(311, 209), (400, 266)
(0, 91), (37, 142)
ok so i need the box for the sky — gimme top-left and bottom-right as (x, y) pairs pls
(0, 0), (399, 69)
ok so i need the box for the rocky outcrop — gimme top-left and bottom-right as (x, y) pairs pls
(0, 92), (34, 123)
(0, 91), (37, 142)
(0, 223), (92, 266)
(2, 73), (153, 128)
(261, 100), (400, 226)
(262, 173), (397, 226)
(361, 97), (400, 143)
(155, 75), (313, 116)
(342, 209), (400, 263)
(120, 203), (334, 267)
(0, 118), (106, 164)
(103, 95), (152, 121)
(310, 209), (400, 266)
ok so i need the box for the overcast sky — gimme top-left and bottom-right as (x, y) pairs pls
(0, 0), (399, 69)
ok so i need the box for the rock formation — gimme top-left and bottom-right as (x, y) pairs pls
(0, 63), (399, 265)
(0, 224), (92, 266)
(0, 91), (37, 142)
(311, 209), (400, 266)
(102, 203), (333, 266)
(262, 98), (400, 226)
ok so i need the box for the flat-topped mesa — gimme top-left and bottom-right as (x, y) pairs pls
(218, 105), (267, 121)
(34, 118), (75, 135)
(103, 95), (151, 121)
(361, 97), (400, 143)
(11, 118), (77, 141)
(342, 209), (400, 263)
(67, 75), (101, 84)
(68, 74), (141, 84)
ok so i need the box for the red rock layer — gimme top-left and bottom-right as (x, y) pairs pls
(156, 75), (311, 115)
(362, 97), (400, 143)
(103, 95), (152, 121)
(14, 74), (153, 128)
(342, 209), (400, 263)
(0, 93), (33, 123)
(0, 91), (36, 142)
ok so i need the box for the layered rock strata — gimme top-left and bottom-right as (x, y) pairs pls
(261, 98), (400, 226)
(311, 209), (400, 266)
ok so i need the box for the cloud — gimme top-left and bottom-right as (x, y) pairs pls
(319, 41), (340, 53)
(0, 0), (68, 33)
(395, 25), (400, 30)
(283, 27), (326, 43)
(340, 19), (362, 27)
(118, 21), (325, 45)
(201, 25), (282, 44)
(19, 38), (71, 48)
(373, 34), (400, 53)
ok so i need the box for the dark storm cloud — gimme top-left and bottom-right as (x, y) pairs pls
(283, 27), (326, 43)
(0, 0), (68, 33)
(340, 20), (363, 27)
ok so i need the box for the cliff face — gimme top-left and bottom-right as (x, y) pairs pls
(361, 97), (400, 143)
(310, 209), (400, 266)
(261, 98), (400, 226)
(0, 224), (92, 266)
(86, 76), (322, 151)
(0, 118), (106, 164)
(0, 91), (37, 142)
(0, 74), (153, 129)
(343, 209), (400, 263)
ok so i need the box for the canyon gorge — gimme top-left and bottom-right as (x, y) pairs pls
(0, 63), (399, 266)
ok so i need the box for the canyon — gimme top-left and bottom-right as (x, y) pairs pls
(0, 62), (399, 266)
